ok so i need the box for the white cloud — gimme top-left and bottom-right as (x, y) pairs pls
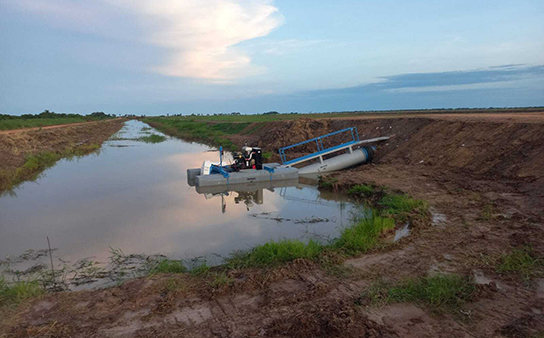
(6, 0), (284, 80)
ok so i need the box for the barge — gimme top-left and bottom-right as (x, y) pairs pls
(187, 127), (390, 188)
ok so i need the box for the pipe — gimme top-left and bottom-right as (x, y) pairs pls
(298, 146), (375, 175)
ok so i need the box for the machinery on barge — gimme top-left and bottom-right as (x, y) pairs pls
(187, 127), (390, 188)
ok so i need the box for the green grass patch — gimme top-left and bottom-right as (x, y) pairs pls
(363, 274), (475, 311)
(190, 262), (211, 277)
(150, 260), (187, 274)
(208, 271), (234, 288)
(138, 134), (167, 143)
(334, 214), (395, 254)
(347, 184), (374, 197)
(318, 176), (338, 190)
(0, 144), (101, 193)
(227, 239), (323, 268)
(379, 193), (429, 221)
(496, 247), (542, 281)
(263, 152), (273, 160)
(143, 119), (240, 151)
(0, 278), (44, 307)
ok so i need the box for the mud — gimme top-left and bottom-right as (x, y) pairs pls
(2, 112), (544, 337)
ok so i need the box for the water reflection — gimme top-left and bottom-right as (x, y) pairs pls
(0, 120), (357, 272)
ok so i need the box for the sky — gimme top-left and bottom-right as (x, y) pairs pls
(0, 0), (543, 115)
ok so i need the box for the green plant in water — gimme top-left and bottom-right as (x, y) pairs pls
(318, 176), (338, 189)
(150, 260), (187, 274)
(190, 262), (211, 277)
(138, 134), (167, 143)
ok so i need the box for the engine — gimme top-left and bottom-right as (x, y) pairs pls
(231, 144), (263, 171)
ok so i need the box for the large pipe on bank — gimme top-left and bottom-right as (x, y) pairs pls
(298, 146), (375, 175)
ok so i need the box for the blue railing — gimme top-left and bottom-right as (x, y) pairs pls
(278, 127), (360, 165)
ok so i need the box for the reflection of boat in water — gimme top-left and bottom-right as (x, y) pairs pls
(189, 179), (300, 213)
(188, 175), (349, 214)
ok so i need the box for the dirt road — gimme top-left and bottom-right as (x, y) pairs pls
(0, 118), (126, 135)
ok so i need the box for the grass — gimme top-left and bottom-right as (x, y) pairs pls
(480, 203), (497, 220)
(0, 117), (88, 131)
(0, 278), (44, 307)
(379, 193), (429, 221)
(0, 144), (101, 193)
(496, 247), (542, 281)
(138, 134), (167, 143)
(334, 214), (395, 254)
(263, 152), (273, 160)
(227, 239), (323, 268)
(143, 118), (242, 151)
(209, 271), (234, 288)
(363, 274), (476, 311)
(318, 176), (338, 189)
(190, 262), (211, 277)
(150, 260), (187, 274)
(347, 184), (374, 197)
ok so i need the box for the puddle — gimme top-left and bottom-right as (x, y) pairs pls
(1, 120), (357, 288)
(431, 208), (447, 226)
(394, 223), (410, 242)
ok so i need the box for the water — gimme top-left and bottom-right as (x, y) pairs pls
(0, 121), (357, 272)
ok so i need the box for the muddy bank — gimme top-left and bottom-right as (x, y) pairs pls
(0, 119), (125, 192)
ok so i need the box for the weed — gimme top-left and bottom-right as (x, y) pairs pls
(138, 134), (167, 143)
(496, 247), (542, 281)
(318, 176), (338, 190)
(163, 278), (188, 292)
(150, 260), (187, 274)
(0, 277), (44, 307)
(209, 271), (234, 288)
(379, 194), (428, 221)
(334, 214), (395, 254)
(190, 262), (211, 277)
(480, 203), (497, 220)
(363, 274), (475, 311)
(263, 152), (273, 160)
(228, 239), (323, 268)
(347, 184), (374, 197)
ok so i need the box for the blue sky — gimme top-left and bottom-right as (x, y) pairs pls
(0, 0), (543, 115)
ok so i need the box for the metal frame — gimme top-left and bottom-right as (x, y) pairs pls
(278, 127), (360, 165)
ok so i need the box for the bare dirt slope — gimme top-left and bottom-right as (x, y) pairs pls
(0, 119), (125, 171)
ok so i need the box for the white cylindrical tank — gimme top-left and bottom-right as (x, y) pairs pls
(298, 147), (374, 175)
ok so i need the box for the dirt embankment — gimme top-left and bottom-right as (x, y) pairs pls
(0, 119), (125, 191)
(3, 113), (544, 338)
(241, 115), (544, 215)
